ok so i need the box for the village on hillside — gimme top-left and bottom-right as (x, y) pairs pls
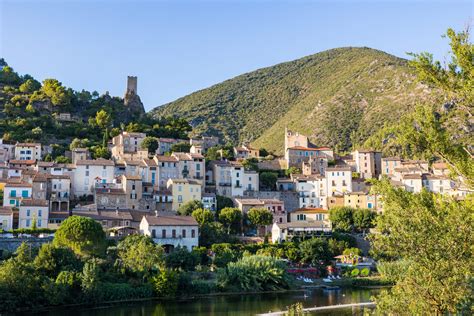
(0, 116), (471, 251)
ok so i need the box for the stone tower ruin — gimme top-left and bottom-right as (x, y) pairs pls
(126, 76), (138, 95)
(124, 76), (145, 116)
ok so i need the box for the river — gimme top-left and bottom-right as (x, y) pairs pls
(35, 287), (379, 316)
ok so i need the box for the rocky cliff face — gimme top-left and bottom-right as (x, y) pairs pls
(124, 90), (145, 117)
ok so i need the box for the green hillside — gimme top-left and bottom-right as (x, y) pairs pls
(152, 47), (436, 154)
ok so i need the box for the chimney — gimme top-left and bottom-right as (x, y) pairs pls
(155, 210), (158, 217)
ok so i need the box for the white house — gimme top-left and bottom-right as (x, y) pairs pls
(15, 143), (42, 161)
(73, 159), (115, 197)
(19, 199), (49, 229)
(271, 222), (332, 243)
(295, 175), (327, 209)
(3, 179), (32, 207)
(140, 213), (199, 252)
(326, 166), (352, 197)
(0, 207), (14, 231)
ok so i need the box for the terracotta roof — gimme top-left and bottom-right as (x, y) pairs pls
(159, 138), (179, 143)
(20, 199), (49, 207)
(74, 210), (133, 220)
(155, 155), (178, 162)
(0, 206), (13, 215)
(326, 166), (352, 172)
(10, 159), (36, 165)
(189, 153), (205, 159)
(169, 178), (201, 185)
(291, 207), (329, 214)
(143, 214), (198, 226)
(275, 222), (330, 229)
(235, 198), (265, 205)
(75, 159), (115, 166)
(354, 149), (382, 154)
(95, 188), (125, 195)
(36, 161), (56, 167)
(142, 158), (158, 167)
(172, 152), (192, 161)
(124, 160), (141, 166)
(402, 174), (422, 180)
(287, 146), (332, 151)
(123, 174), (142, 180)
(382, 157), (402, 161)
(16, 143), (41, 147)
(5, 179), (32, 187)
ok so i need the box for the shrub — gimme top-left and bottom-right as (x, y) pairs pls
(351, 268), (360, 277)
(360, 267), (370, 277)
(152, 269), (179, 298)
(165, 246), (199, 271)
(191, 279), (217, 295)
(218, 255), (291, 292)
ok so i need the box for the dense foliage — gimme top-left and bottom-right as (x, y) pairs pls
(0, 62), (191, 157)
(370, 179), (473, 314)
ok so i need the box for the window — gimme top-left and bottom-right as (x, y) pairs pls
(182, 229), (186, 238)
(178, 185), (182, 192)
(132, 184), (136, 190)
(191, 229), (195, 238)
(10, 190), (16, 197)
(22, 190), (29, 197)
(26, 219), (30, 227)
(152, 229), (156, 238)
(85, 171), (89, 176)
(38, 210), (42, 217)
(178, 195), (183, 202)
(172, 229), (176, 238)
(296, 214), (306, 221)
(37, 220), (42, 227)
(26, 209), (30, 216)
(162, 229), (166, 238)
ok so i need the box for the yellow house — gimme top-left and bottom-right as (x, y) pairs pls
(290, 207), (331, 230)
(327, 195), (344, 209)
(167, 178), (202, 211)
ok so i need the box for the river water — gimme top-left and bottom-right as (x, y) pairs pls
(39, 287), (379, 316)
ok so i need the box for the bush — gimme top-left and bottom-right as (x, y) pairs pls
(217, 255), (291, 292)
(351, 268), (360, 277)
(152, 269), (179, 298)
(191, 279), (217, 295)
(165, 247), (199, 271)
(99, 282), (154, 301)
(360, 267), (370, 277)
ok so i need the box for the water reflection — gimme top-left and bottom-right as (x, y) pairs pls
(37, 288), (379, 316)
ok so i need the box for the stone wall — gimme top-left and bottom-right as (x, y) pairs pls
(0, 237), (53, 254)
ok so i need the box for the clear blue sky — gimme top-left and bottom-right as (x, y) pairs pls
(1, 0), (472, 111)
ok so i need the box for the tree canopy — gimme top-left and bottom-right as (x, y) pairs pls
(53, 216), (107, 257)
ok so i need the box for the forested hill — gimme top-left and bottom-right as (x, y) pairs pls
(0, 58), (191, 160)
(151, 47), (436, 154)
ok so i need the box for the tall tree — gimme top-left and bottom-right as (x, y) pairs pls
(371, 179), (473, 314)
(218, 207), (242, 234)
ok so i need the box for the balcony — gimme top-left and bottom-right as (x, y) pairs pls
(218, 182), (232, 187)
(234, 184), (242, 188)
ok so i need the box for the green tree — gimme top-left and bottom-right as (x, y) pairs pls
(141, 136), (159, 153)
(191, 208), (214, 226)
(299, 238), (330, 265)
(34, 244), (81, 277)
(352, 208), (376, 232)
(117, 235), (164, 278)
(218, 207), (242, 234)
(95, 110), (111, 130)
(69, 138), (89, 150)
(165, 246), (199, 271)
(152, 269), (179, 298)
(41, 79), (71, 106)
(403, 28), (474, 188)
(199, 222), (231, 248)
(53, 216), (107, 257)
(178, 200), (204, 216)
(19, 79), (41, 93)
(216, 195), (234, 211)
(259, 172), (277, 190)
(0, 66), (21, 84)
(371, 179), (473, 314)
(170, 142), (191, 153)
(247, 208), (273, 236)
(285, 167), (301, 177)
(329, 207), (354, 232)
